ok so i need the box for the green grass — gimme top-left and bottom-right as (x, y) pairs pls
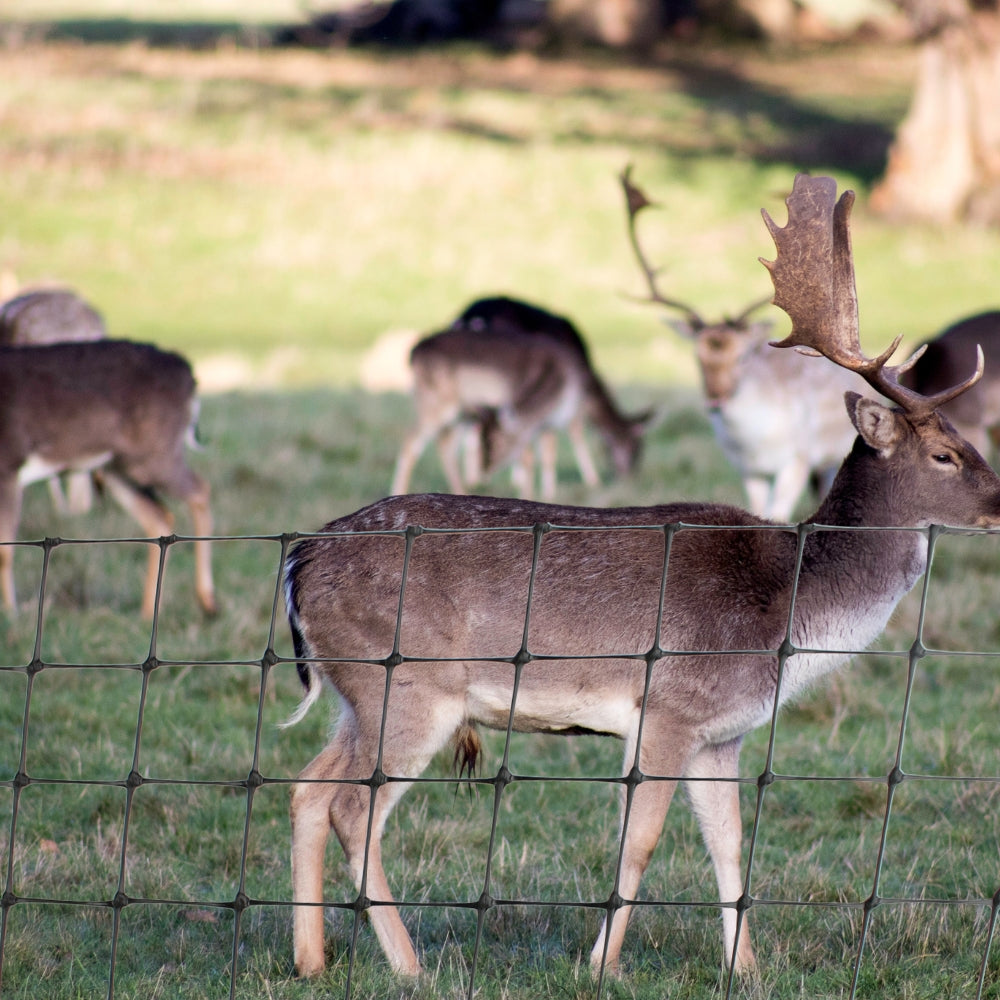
(2, 389), (1000, 1000)
(1, 12), (1000, 999)
(0, 25), (996, 392)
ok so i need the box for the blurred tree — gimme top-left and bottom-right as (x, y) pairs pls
(545, 0), (805, 47)
(871, 0), (1000, 224)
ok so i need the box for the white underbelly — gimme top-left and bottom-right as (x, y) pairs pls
(19, 451), (112, 486)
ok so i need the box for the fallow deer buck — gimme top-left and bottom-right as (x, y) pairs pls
(0, 339), (216, 620)
(391, 300), (653, 499)
(283, 174), (1000, 982)
(0, 287), (109, 515)
(902, 309), (1000, 458)
(621, 165), (864, 521)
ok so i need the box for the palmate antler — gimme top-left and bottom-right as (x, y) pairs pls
(760, 173), (983, 416)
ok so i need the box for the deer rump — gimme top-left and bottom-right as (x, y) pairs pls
(0, 340), (197, 484)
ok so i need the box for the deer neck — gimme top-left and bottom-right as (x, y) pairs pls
(790, 440), (929, 655)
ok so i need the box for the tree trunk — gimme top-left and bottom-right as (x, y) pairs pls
(546, 0), (663, 49)
(871, 4), (1000, 224)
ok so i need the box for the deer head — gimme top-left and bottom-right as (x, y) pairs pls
(762, 172), (998, 529)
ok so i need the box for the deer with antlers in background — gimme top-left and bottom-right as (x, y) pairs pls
(621, 165), (866, 521)
(283, 174), (1000, 981)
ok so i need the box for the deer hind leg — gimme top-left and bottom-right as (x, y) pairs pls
(292, 685), (467, 977)
(180, 470), (216, 616)
(433, 423), (471, 494)
(100, 470), (174, 620)
(510, 444), (536, 499)
(684, 739), (756, 974)
(0, 477), (23, 615)
(590, 727), (691, 977)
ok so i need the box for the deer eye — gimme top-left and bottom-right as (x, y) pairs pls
(932, 452), (956, 466)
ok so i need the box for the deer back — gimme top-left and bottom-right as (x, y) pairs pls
(901, 310), (1000, 452)
(0, 340), (198, 481)
(454, 295), (590, 361)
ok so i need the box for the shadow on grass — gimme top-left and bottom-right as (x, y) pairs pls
(2, 16), (894, 182)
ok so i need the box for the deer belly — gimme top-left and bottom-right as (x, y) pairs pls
(18, 451), (112, 486)
(467, 680), (637, 738)
(456, 367), (520, 408)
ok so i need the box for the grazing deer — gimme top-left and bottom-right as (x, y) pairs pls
(0, 339), (216, 620)
(902, 310), (1000, 458)
(449, 295), (647, 496)
(621, 165), (863, 521)
(391, 301), (653, 500)
(0, 287), (108, 515)
(283, 175), (1000, 981)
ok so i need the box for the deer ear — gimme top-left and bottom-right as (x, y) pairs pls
(666, 318), (698, 339)
(845, 392), (902, 455)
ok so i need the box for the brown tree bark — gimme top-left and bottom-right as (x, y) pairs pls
(871, 1), (1000, 224)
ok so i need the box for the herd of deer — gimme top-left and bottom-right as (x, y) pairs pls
(4, 173), (1000, 981)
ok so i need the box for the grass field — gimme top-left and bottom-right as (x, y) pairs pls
(2, 7), (1000, 999)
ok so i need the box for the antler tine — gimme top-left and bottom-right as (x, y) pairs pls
(620, 164), (706, 329)
(760, 173), (983, 415)
(727, 294), (773, 327)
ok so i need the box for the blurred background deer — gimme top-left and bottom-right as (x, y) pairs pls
(0, 338), (216, 620)
(0, 286), (108, 515)
(620, 165), (865, 521)
(392, 295), (654, 499)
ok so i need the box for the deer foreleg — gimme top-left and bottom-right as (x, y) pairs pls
(766, 456), (810, 522)
(590, 774), (678, 977)
(685, 739), (756, 974)
(434, 424), (470, 494)
(100, 471), (173, 620)
(537, 430), (559, 500)
(566, 414), (600, 487)
(64, 470), (96, 516)
(742, 475), (773, 520)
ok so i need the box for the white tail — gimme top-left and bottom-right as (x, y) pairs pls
(283, 175), (1000, 980)
(391, 297), (653, 500)
(0, 339), (216, 620)
(0, 287), (109, 516)
(621, 165), (863, 520)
